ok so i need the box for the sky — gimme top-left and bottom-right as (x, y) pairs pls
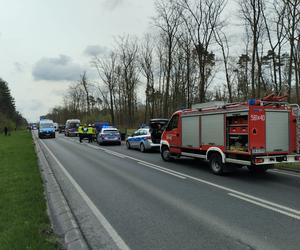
(0, 0), (240, 122)
(0, 0), (156, 122)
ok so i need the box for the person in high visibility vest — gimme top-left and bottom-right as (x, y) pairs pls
(78, 124), (89, 143)
(87, 124), (95, 143)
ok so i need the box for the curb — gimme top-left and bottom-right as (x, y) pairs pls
(33, 134), (89, 250)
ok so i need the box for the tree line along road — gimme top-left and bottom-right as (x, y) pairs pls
(37, 132), (300, 250)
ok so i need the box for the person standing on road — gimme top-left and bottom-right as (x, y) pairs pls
(4, 126), (8, 136)
(87, 124), (95, 143)
(78, 124), (86, 143)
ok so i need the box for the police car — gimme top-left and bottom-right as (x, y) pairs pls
(126, 128), (162, 152)
(126, 118), (168, 152)
(97, 127), (121, 145)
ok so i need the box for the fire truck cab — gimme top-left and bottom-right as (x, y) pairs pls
(161, 96), (300, 175)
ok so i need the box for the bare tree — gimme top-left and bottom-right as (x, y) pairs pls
(284, 0), (300, 101)
(154, 0), (182, 116)
(293, 33), (300, 103)
(79, 72), (91, 114)
(239, 0), (264, 97)
(176, 28), (196, 108)
(92, 52), (118, 125)
(214, 28), (233, 102)
(140, 34), (155, 121)
(261, 0), (287, 94)
(117, 36), (140, 127)
(178, 0), (226, 103)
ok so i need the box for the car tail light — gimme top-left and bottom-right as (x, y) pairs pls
(145, 136), (151, 140)
(295, 156), (300, 161)
(254, 158), (264, 164)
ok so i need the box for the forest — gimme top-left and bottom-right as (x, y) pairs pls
(0, 78), (27, 130)
(46, 0), (300, 128)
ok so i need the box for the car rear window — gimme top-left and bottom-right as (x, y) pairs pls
(103, 129), (119, 134)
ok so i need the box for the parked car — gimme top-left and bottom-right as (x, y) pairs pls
(94, 121), (110, 134)
(65, 119), (80, 137)
(126, 119), (168, 152)
(97, 127), (121, 145)
(31, 124), (38, 130)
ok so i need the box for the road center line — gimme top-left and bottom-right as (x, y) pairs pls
(101, 148), (300, 217)
(137, 162), (186, 179)
(228, 193), (300, 220)
(39, 139), (130, 250)
(106, 151), (126, 159)
(65, 137), (300, 219)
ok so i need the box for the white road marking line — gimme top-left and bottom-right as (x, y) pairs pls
(270, 169), (300, 178)
(228, 193), (300, 220)
(86, 142), (183, 176)
(84, 143), (100, 150)
(184, 175), (300, 216)
(62, 138), (300, 219)
(137, 162), (186, 179)
(96, 149), (300, 215)
(106, 152), (126, 159)
(39, 140), (130, 250)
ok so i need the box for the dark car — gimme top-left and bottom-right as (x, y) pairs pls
(58, 125), (65, 133)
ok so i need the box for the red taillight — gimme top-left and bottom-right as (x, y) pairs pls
(295, 156), (300, 161)
(145, 136), (151, 140)
(254, 158), (264, 164)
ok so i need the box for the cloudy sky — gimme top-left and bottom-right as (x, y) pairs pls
(0, 0), (155, 122)
(0, 0), (240, 122)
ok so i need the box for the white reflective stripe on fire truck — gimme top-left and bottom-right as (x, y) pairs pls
(181, 152), (206, 159)
(226, 158), (251, 166)
(206, 147), (226, 163)
(160, 140), (170, 150)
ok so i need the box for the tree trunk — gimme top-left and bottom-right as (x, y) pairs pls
(163, 41), (172, 117)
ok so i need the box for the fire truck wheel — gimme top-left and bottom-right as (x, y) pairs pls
(161, 146), (172, 161)
(209, 153), (225, 175)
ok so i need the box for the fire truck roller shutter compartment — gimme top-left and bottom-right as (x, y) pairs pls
(201, 114), (225, 146)
(182, 116), (200, 147)
(266, 111), (289, 153)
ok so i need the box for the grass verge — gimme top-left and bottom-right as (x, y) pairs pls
(0, 131), (57, 249)
(276, 162), (300, 172)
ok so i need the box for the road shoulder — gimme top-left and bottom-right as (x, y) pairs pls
(33, 134), (89, 250)
(34, 133), (128, 250)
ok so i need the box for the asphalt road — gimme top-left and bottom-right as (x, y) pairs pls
(40, 133), (300, 250)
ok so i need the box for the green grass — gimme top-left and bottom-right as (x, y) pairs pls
(276, 162), (300, 172)
(0, 131), (57, 250)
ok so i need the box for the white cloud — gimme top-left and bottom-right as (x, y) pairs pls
(32, 55), (83, 81)
(84, 45), (110, 57)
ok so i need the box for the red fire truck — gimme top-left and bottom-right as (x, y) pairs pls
(160, 95), (300, 175)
